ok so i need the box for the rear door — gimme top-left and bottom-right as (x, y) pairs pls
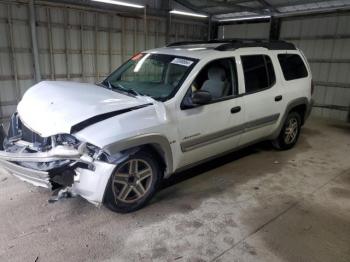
(238, 53), (285, 146)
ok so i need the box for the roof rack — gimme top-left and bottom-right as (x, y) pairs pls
(166, 39), (296, 51)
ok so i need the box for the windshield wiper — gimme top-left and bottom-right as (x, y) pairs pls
(103, 81), (141, 97)
(114, 83), (141, 96)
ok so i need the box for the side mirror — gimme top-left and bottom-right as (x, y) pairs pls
(192, 90), (212, 105)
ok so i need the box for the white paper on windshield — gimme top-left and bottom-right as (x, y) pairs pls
(171, 58), (193, 67)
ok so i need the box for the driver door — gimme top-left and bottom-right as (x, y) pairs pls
(176, 57), (245, 168)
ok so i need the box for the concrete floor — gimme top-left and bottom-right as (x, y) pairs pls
(0, 118), (349, 262)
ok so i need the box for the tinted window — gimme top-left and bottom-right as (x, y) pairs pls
(241, 55), (276, 93)
(278, 54), (308, 81)
(266, 56), (276, 86)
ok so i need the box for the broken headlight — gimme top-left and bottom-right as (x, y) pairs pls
(54, 134), (80, 147)
(85, 143), (108, 161)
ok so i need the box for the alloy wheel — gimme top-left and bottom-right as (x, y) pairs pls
(284, 118), (298, 144)
(112, 159), (153, 204)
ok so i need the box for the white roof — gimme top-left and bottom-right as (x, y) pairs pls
(145, 44), (223, 59)
(145, 43), (295, 60)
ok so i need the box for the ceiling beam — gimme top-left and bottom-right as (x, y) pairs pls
(195, 0), (265, 14)
(256, 0), (279, 13)
(173, 0), (209, 14)
(212, 0), (346, 16)
(274, 0), (343, 9)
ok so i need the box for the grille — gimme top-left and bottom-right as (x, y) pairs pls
(21, 123), (50, 145)
(8, 113), (51, 147)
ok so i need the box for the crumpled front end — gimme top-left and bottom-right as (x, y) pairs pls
(0, 113), (118, 205)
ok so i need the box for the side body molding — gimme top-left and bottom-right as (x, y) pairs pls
(103, 133), (174, 177)
(270, 97), (310, 140)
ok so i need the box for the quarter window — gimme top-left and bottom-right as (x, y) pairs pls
(278, 54), (308, 81)
(241, 55), (276, 93)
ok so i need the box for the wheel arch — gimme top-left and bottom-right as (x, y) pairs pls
(103, 133), (174, 177)
(271, 97), (309, 139)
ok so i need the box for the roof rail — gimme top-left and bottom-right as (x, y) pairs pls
(166, 39), (296, 51)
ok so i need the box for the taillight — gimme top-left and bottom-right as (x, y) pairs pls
(311, 80), (315, 96)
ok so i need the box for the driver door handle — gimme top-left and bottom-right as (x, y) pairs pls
(231, 106), (241, 114)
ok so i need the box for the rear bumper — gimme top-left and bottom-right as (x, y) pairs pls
(305, 99), (314, 122)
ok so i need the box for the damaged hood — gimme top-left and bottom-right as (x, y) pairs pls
(17, 81), (152, 137)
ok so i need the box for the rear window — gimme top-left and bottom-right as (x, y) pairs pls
(241, 55), (276, 93)
(278, 54), (308, 81)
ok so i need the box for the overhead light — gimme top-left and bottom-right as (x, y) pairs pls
(170, 10), (208, 18)
(91, 0), (144, 8)
(219, 15), (271, 22)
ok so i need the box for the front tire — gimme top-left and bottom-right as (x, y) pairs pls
(104, 150), (161, 213)
(272, 111), (301, 150)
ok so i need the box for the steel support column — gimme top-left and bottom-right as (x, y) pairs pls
(269, 16), (281, 40)
(144, 6), (148, 50)
(165, 0), (171, 44)
(208, 15), (212, 40)
(29, 0), (41, 82)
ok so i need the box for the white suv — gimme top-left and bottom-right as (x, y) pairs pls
(0, 40), (313, 213)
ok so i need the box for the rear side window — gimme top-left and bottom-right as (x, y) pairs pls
(241, 55), (276, 93)
(278, 54), (308, 81)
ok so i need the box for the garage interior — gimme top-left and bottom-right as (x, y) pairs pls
(0, 0), (349, 261)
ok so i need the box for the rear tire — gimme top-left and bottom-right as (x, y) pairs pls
(104, 150), (161, 213)
(272, 111), (301, 150)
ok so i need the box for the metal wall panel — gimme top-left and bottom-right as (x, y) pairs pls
(280, 13), (350, 121)
(0, 1), (207, 120)
(218, 22), (270, 39)
(216, 14), (350, 122)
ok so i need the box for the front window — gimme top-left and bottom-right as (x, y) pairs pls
(104, 53), (198, 101)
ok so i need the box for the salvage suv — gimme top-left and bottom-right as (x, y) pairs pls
(0, 40), (313, 213)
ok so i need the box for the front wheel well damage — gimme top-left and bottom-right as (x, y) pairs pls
(138, 144), (166, 174)
(119, 144), (167, 176)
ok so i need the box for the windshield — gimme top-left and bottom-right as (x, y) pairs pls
(103, 53), (198, 101)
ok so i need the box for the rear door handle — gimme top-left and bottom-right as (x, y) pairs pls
(231, 106), (241, 114)
(275, 95), (283, 102)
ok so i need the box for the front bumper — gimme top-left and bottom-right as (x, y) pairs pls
(0, 158), (50, 188)
(0, 148), (116, 205)
(0, 115), (118, 205)
(0, 138), (115, 205)
(0, 143), (90, 187)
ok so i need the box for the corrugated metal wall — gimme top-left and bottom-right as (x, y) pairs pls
(217, 14), (350, 122)
(0, 1), (207, 121)
(218, 22), (270, 39)
(280, 14), (350, 121)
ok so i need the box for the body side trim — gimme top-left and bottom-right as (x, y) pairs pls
(181, 113), (280, 152)
(175, 134), (273, 174)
